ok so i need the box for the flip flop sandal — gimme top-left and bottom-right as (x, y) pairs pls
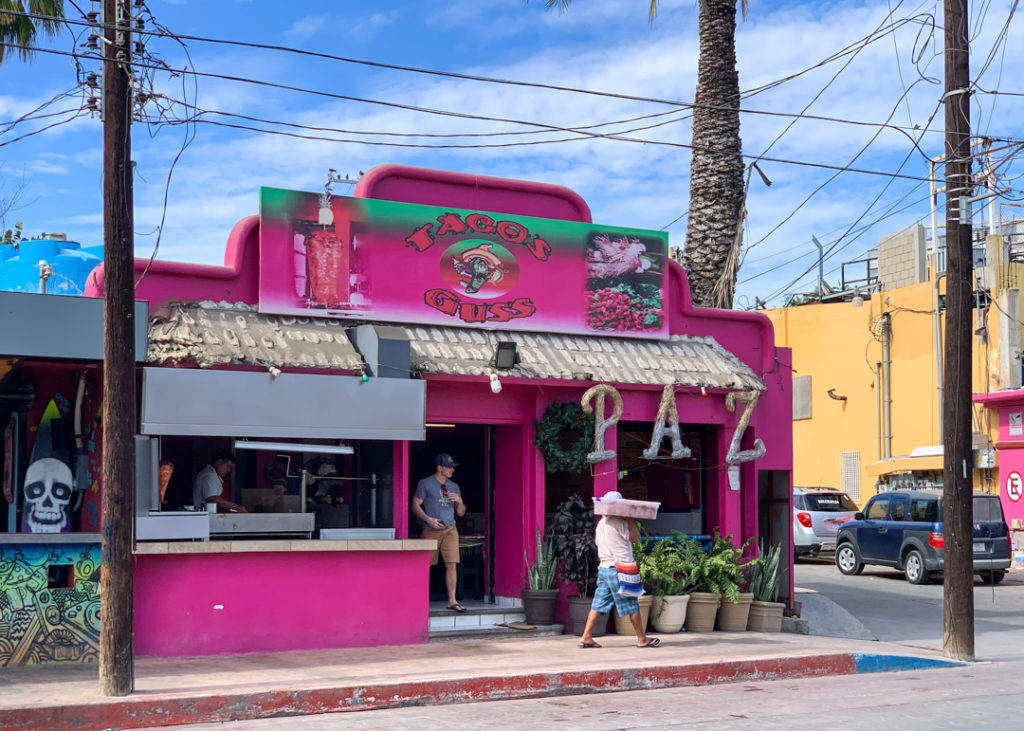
(637, 638), (661, 648)
(579, 640), (601, 648)
(447, 604), (468, 613)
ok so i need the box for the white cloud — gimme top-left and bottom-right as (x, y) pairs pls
(283, 14), (329, 43)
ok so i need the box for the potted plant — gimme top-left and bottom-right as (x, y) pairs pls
(521, 528), (560, 625)
(747, 540), (785, 632)
(551, 494), (605, 636)
(685, 529), (753, 632)
(637, 531), (703, 633)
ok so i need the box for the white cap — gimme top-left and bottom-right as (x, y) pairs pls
(601, 491), (623, 501)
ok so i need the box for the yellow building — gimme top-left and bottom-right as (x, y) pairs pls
(763, 223), (1024, 508)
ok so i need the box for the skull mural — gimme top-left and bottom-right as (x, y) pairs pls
(21, 458), (73, 533)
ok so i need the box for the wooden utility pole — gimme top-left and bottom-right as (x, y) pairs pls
(942, 0), (974, 662)
(99, 0), (136, 696)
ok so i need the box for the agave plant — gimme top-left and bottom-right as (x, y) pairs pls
(525, 527), (557, 590)
(748, 540), (782, 603)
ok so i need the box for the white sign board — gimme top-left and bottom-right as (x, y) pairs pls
(1010, 411), (1023, 437)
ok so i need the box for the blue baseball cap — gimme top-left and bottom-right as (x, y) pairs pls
(435, 453), (458, 468)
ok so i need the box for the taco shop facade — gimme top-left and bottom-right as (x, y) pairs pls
(34, 164), (797, 660)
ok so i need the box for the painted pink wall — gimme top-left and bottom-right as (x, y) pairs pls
(134, 550), (430, 657)
(973, 391), (1024, 527)
(355, 164), (593, 223)
(393, 440), (411, 538)
(85, 215), (261, 305)
(493, 423), (535, 597)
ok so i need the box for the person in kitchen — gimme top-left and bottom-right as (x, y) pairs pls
(193, 450), (247, 513)
(412, 453), (466, 613)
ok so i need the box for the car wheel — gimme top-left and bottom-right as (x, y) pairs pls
(979, 570), (1006, 584)
(835, 543), (863, 575)
(904, 549), (931, 584)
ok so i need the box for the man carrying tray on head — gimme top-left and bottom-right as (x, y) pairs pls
(578, 491), (660, 649)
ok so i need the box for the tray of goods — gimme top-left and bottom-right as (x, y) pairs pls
(592, 496), (660, 519)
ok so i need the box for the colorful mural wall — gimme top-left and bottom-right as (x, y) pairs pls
(258, 188), (669, 339)
(0, 543), (101, 666)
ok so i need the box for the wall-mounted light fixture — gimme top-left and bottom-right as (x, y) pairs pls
(826, 389), (847, 402)
(425, 422), (456, 428)
(494, 341), (520, 370)
(234, 440), (354, 455)
(489, 374), (502, 394)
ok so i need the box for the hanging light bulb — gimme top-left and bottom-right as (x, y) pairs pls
(489, 374), (502, 394)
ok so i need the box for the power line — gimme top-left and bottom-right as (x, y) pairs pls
(0, 43), (945, 184)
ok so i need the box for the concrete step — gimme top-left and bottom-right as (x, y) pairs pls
(428, 606), (527, 632)
(430, 623), (566, 642)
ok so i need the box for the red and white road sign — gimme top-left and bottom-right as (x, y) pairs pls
(1006, 471), (1023, 503)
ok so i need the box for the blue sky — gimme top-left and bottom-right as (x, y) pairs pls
(2, 0), (1023, 307)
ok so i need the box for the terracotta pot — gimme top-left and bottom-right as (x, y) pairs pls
(716, 592), (753, 631)
(520, 588), (560, 626)
(567, 595), (607, 637)
(747, 600), (785, 632)
(613, 594), (653, 634)
(684, 591), (719, 632)
(651, 594), (690, 633)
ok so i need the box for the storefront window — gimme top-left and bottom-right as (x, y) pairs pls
(155, 436), (394, 534)
(617, 421), (708, 536)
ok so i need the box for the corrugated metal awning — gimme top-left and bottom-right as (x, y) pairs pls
(399, 325), (764, 390)
(147, 301), (364, 371)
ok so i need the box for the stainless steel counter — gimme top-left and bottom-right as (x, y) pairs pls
(208, 512), (315, 537)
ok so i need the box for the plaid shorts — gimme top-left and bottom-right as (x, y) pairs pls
(590, 566), (640, 616)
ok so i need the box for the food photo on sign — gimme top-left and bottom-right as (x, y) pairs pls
(257, 187), (669, 340)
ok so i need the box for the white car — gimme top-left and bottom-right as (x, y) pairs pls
(793, 487), (860, 558)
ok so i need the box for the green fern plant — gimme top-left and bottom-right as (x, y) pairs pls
(525, 527), (557, 590)
(748, 540), (782, 603)
(635, 530), (704, 597)
(688, 529), (755, 604)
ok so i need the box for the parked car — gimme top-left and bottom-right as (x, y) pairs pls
(835, 489), (1011, 584)
(793, 487), (860, 558)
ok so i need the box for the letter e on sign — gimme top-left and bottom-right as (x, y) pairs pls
(1007, 471), (1023, 503)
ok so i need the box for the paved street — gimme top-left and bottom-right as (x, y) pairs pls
(793, 558), (1024, 660)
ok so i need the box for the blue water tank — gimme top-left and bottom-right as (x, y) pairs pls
(0, 237), (103, 295)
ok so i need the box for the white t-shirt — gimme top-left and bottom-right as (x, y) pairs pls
(596, 516), (634, 567)
(192, 464), (222, 510)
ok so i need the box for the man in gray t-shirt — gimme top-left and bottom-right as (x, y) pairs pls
(412, 453), (467, 612)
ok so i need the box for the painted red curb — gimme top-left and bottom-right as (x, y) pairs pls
(3, 654), (858, 730)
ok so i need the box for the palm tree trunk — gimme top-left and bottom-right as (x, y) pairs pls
(683, 0), (745, 309)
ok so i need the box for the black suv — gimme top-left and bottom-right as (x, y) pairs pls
(834, 489), (1011, 584)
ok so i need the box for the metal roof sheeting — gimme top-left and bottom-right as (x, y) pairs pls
(400, 325), (764, 390)
(147, 301), (363, 371)
(146, 302), (763, 389)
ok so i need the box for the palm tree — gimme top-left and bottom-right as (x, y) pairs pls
(545, 0), (747, 309)
(0, 0), (65, 64)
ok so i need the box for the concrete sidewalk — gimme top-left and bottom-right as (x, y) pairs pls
(0, 629), (960, 730)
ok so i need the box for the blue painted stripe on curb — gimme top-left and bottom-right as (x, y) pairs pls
(853, 653), (964, 673)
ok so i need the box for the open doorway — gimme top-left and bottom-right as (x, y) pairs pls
(409, 424), (489, 605)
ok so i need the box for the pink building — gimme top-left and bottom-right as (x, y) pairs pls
(2, 164), (792, 662)
(973, 390), (1024, 568)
